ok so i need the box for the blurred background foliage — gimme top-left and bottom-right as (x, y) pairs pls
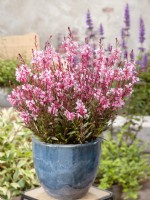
(0, 2), (150, 200)
(97, 117), (150, 199)
(0, 108), (39, 200)
(0, 60), (18, 87)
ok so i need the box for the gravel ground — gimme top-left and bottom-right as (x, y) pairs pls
(139, 181), (150, 200)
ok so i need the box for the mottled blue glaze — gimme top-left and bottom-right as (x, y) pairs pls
(32, 137), (102, 200)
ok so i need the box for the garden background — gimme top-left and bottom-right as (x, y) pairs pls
(0, 0), (150, 49)
(0, 0), (150, 200)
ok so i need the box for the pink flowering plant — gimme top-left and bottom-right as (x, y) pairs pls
(8, 30), (139, 144)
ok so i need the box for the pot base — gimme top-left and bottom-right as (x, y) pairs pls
(44, 185), (89, 199)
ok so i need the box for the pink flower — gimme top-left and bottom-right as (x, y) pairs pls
(8, 87), (25, 106)
(64, 110), (75, 121)
(26, 100), (35, 110)
(16, 64), (31, 83)
(112, 97), (125, 108)
(20, 111), (31, 124)
(8, 95), (17, 106)
(75, 99), (88, 118)
(48, 103), (59, 116)
(31, 50), (45, 67)
(100, 96), (110, 109)
(110, 49), (121, 61)
(22, 84), (33, 91)
(124, 83), (133, 96)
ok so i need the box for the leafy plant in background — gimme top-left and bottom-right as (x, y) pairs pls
(124, 81), (150, 115)
(98, 117), (150, 200)
(0, 60), (18, 87)
(0, 108), (39, 200)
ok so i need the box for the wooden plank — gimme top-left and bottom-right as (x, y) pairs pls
(0, 33), (40, 60)
(24, 187), (112, 200)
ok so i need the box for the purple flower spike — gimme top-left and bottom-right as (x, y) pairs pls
(86, 10), (93, 31)
(107, 44), (112, 52)
(121, 39), (127, 49)
(138, 47), (145, 52)
(124, 4), (130, 28)
(121, 28), (125, 39)
(142, 53), (148, 68)
(124, 50), (128, 59)
(139, 17), (145, 44)
(137, 53), (148, 71)
(99, 23), (104, 36)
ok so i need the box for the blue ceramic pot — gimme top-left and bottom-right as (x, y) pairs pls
(32, 137), (102, 199)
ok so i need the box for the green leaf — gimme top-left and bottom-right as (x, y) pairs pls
(10, 183), (20, 189)
(0, 187), (8, 195)
(18, 179), (25, 188)
(13, 169), (20, 180)
(51, 137), (58, 141)
(17, 160), (27, 168)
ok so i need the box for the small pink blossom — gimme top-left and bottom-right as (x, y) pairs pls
(8, 87), (25, 106)
(110, 49), (121, 61)
(22, 84), (33, 91)
(112, 97), (125, 108)
(26, 100), (36, 111)
(64, 110), (75, 120)
(100, 96), (110, 109)
(124, 83), (133, 96)
(76, 99), (88, 118)
(20, 111), (31, 124)
(16, 64), (31, 83)
(48, 103), (59, 116)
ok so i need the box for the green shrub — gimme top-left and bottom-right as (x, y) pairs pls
(0, 108), (39, 200)
(98, 120), (150, 200)
(123, 70), (150, 116)
(0, 60), (18, 87)
(139, 71), (150, 83)
(124, 82), (150, 115)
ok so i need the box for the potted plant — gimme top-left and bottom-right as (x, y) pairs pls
(98, 118), (150, 200)
(8, 29), (138, 199)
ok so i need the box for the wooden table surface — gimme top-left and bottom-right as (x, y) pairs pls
(23, 186), (113, 200)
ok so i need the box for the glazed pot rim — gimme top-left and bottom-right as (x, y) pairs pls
(32, 136), (102, 148)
